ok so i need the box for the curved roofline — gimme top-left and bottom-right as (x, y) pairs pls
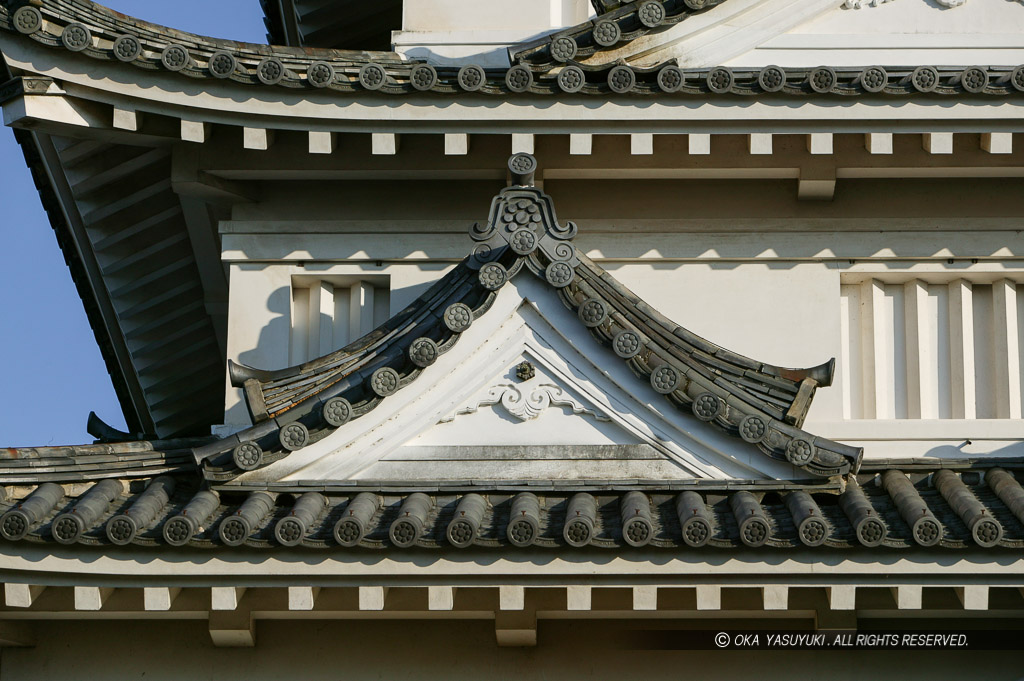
(2, 462), (1024, 552)
(2, 1), (1022, 100)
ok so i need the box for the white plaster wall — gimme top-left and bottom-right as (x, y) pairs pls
(607, 262), (843, 421)
(403, 0), (589, 32)
(395, 0), (593, 65)
(726, 0), (1024, 67)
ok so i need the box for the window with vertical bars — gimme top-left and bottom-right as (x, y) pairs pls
(289, 276), (390, 365)
(839, 278), (1024, 420)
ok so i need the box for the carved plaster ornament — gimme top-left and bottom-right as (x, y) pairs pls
(439, 383), (612, 424)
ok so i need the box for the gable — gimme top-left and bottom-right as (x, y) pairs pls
(200, 153), (860, 487)
(233, 278), (798, 483)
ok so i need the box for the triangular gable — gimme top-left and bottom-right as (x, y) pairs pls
(203, 153), (860, 486)
(239, 278), (804, 483)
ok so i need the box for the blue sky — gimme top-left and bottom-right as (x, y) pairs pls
(0, 2), (267, 446)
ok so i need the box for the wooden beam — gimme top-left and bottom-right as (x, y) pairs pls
(349, 281), (375, 341)
(288, 586), (320, 611)
(494, 610), (536, 647)
(358, 586), (388, 611)
(186, 132), (1024, 181)
(827, 585), (857, 611)
(74, 586), (113, 611)
(807, 133), (833, 155)
(112, 106), (139, 132)
(798, 166), (836, 201)
(428, 586), (455, 611)
(308, 130), (335, 154)
(4, 584), (45, 608)
(180, 119), (210, 144)
(144, 587), (181, 611)
(815, 609), (857, 634)
(955, 585), (989, 610)
(632, 586), (658, 611)
(499, 585), (525, 611)
(762, 585), (789, 611)
(569, 133), (592, 155)
(307, 281), (334, 358)
(891, 585), (922, 610)
(948, 280), (977, 419)
(859, 279), (890, 419)
(923, 132), (953, 154)
(243, 127), (273, 151)
(696, 585), (720, 610)
(981, 132), (1012, 154)
(630, 133), (654, 155)
(566, 585), (592, 611)
(444, 133), (469, 155)
(211, 586), (246, 611)
(3, 93), (108, 130)
(209, 610), (255, 647)
(371, 132), (399, 155)
(171, 145), (257, 203)
(865, 133), (893, 154)
(797, 178), (835, 200)
(688, 133), (710, 155)
(511, 133), (534, 154)
(748, 133), (772, 155)
(992, 279), (1022, 419)
(904, 279), (938, 419)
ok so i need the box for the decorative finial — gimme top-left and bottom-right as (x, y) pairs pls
(508, 153), (537, 186)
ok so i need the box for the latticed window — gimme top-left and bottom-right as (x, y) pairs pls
(839, 277), (1023, 419)
(289, 276), (390, 364)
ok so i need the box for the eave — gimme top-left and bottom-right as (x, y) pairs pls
(2, 1), (1022, 104)
(0, 540), (1021, 650)
(2, 102), (146, 436)
(1, 459), (1024, 557)
(0, 71), (228, 439)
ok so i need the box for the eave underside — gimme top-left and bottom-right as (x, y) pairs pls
(262, 0), (402, 52)
(0, 570), (1022, 653)
(5, 119), (228, 439)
